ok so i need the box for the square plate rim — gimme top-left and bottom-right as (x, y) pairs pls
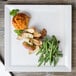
(4, 5), (72, 72)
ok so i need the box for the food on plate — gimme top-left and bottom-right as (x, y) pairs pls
(36, 35), (63, 66)
(31, 39), (42, 46)
(33, 31), (41, 38)
(12, 13), (30, 30)
(15, 26), (46, 53)
(40, 28), (47, 38)
(25, 28), (35, 33)
(22, 33), (33, 39)
(23, 42), (36, 51)
(10, 9), (63, 67)
(17, 33), (33, 40)
(22, 27), (46, 53)
(14, 30), (23, 36)
(10, 9), (19, 16)
(17, 35), (23, 40)
(28, 46), (40, 54)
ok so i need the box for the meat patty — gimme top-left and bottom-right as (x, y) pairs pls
(12, 13), (30, 30)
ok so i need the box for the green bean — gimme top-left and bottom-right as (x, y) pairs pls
(36, 35), (63, 66)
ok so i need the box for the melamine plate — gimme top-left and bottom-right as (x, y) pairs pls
(5, 5), (72, 72)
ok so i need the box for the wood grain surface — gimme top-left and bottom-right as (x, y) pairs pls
(0, 0), (76, 76)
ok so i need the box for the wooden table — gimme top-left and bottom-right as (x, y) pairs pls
(0, 0), (76, 76)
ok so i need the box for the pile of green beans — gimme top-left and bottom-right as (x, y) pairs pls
(36, 35), (63, 66)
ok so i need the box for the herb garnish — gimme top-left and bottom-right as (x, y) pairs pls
(14, 30), (23, 36)
(10, 9), (19, 16)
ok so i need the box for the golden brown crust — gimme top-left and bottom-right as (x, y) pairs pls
(30, 39), (42, 46)
(12, 13), (30, 30)
(23, 41), (36, 51)
(41, 28), (47, 38)
(33, 32), (41, 38)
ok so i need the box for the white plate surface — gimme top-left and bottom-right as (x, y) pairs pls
(5, 5), (72, 72)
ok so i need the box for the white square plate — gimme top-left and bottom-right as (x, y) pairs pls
(5, 5), (72, 72)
